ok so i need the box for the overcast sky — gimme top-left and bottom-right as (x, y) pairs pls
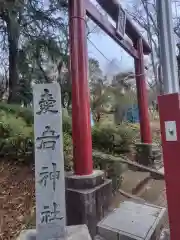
(88, 29), (134, 74)
(87, 0), (142, 74)
(87, 0), (180, 75)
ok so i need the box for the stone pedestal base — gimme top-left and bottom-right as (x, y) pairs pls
(135, 143), (154, 166)
(17, 225), (92, 240)
(66, 170), (112, 237)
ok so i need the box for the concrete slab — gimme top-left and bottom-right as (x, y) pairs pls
(97, 201), (166, 240)
(17, 225), (92, 240)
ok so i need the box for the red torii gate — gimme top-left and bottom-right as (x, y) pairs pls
(69, 0), (152, 176)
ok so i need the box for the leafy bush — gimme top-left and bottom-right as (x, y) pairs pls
(0, 103), (73, 129)
(92, 123), (136, 154)
(0, 104), (136, 170)
(92, 124), (116, 152)
(62, 115), (72, 135)
(115, 124), (137, 152)
(0, 104), (73, 165)
(63, 132), (73, 170)
(0, 110), (33, 161)
(0, 103), (33, 125)
(93, 151), (128, 193)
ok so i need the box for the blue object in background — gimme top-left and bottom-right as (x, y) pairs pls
(90, 111), (94, 127)
(124, 104), (139, 123)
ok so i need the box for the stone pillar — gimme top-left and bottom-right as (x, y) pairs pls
(33, 83), (66, 239)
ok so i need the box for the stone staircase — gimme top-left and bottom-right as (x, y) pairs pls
(95, 145), (170, 240)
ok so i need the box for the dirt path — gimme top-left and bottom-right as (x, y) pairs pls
(0, 161), (35, 240)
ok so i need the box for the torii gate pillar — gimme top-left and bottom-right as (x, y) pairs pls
(69, 0), (93, 176)
(66, 0), (112, 237)
(135, 38), (152, 144)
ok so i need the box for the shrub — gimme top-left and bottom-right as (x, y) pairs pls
(93, 151), (128, 193)
(0, 103), (73, 130)
(92, 123), (136, 154)
(0, 105), (73, 166)
(63, 132), (73, 171)
(92, 124), (116, 152)
(0, 103), (33, 125)
(0, 104), (136, 169)
(115, 124), (136, 152)
(62, 115), (72, 135)
(0, 110), (33, 161)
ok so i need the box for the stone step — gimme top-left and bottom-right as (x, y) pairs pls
(137, 179), (165, 202)
(121, 169), (150, 195)
(135, 179), (169, 228)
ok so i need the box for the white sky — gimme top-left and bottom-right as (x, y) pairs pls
(88, 30), (134, 73)
(87, 0), (180, 75)
(87, 0), (142, 74)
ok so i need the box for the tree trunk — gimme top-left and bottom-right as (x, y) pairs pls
(7, 14), (19, 103)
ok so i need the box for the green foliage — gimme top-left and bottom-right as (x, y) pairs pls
(89, 69), (138, 123)
(0, 0), (70, 103)
(92, 124), (115, 152)
(0, 103), (73, 129)
(115, 123), (137, 152)
(93, 151), (128, 192)
(0, 104), (73, 165)
(63, 132), (73, 171)
(92, 123), (136, 154)
(0, 104), (136, 176)
(0, 110), (33, 161)
(0, 103), (33, 125)
(62, 114), (72, 135)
